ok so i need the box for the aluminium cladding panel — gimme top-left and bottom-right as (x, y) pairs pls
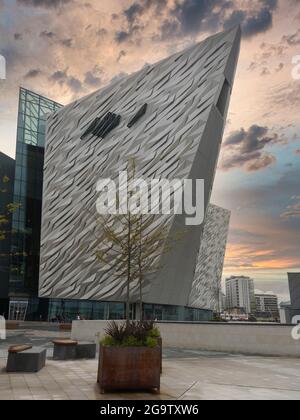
(39, 27), (241, 306)
(188, 205), (231, 311)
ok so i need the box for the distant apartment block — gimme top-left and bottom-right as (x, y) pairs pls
(225, 276), (256, 314)
(255, 294), (279, 318)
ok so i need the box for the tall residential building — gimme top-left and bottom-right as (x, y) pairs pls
(0, 152), (15, 317)
(255, 294), (279, 317)
(226, 276), (256, 314)
(39, 27), (240, 320)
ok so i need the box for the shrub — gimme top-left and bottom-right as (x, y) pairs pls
(148, 327), (160, 338)
(101, 335), (117, 347)
(104, 321), (128, 344)
(101, 320), (160, 348)
(145, 337), (158, 348)
(122, 336), (144, 347)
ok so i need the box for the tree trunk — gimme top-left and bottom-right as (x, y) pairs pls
(126, 216), (131, 323)
(139, 274), (143, 321)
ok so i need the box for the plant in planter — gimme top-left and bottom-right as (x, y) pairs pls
(94, 159), (183, 393)
(98, 320), (161, 393)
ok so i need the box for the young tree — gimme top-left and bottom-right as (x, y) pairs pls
(95, 159), (140, 323)
(96, 211), (138, 323)
(94, 160), (173, 322)
(95, 211), (170, 322)
(133, 214), (169, 321)
(0, 176), (20, 241)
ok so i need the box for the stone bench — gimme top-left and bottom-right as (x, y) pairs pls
(7, 346), (47, 373)
(53, 339), (78, 360)
(52, 339), (96, 360)
(76, 342), (96, 359)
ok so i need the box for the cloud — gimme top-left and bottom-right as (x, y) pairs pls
(84, 69), (102, 87)
(24, 68), (42, 78)
(159, 19), (180, 40)
(167, 0), (277, 39)
(115, 0), (167, 44)
(221, 125), (279, 171)
(116, 50), (126, 63)
(109, 71), (129, 85)
(261, 67), (271, 76)
(276, 63), (284, 72)
(96, 28), (108, 37)
(270, 82), (300, 108)
(124, 0), (167, 24)
(17, 0), (72, 8)
(124, 3), (144, 24)
(40, 31), (73, 48)
(60, 38), (73, 48)
(14, 33), (23, 40)
(171, 0), (225, 35)
(40, 30), (55, 39)
(281, 200), (300, 219)
(67, 76), (82, 92)
(240, 9), (273, 38)
(282, 29), (300, 45)
(246, 154), (277, 171)
(49, 69), (82, 93)
(114, 0), (278, 44)
(115, 31), (131, 43)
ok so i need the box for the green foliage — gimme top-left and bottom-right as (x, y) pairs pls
(122, 336), (144, 347)
(2, 176), (10, 184)
(0, 175), (21, 243)
(145, 337), (158, 348)
(101, 320), (160, 348)
(100, 335), (117, 347)
(148, 327), (160, 338)
(104, 321), (129, 344)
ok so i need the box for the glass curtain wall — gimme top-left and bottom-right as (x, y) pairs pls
(9, 88), (62, 298)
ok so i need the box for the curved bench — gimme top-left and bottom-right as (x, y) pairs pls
(52, 339), (78, 360)
(7, 346), (46, 373)
(52, 339), (96, 360)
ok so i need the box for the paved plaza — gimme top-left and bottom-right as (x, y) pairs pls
(0, 326), (300, 400)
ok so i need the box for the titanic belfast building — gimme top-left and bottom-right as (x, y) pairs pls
(7, 27), (240, 321)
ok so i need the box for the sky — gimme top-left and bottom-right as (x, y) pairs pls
(0, 0), (300, 301)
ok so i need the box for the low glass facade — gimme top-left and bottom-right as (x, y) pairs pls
(47, 300), (125, 322)
(144, 304), (213, 322)
(19, 298), (213, 322)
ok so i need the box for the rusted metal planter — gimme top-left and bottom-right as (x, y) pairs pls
(98, 344), (161, 393)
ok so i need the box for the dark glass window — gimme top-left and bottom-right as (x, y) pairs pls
(216, 79), (231, 117)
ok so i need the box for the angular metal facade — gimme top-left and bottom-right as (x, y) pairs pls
(39, 28), (240, 309)
(189, 204), (230, 311)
